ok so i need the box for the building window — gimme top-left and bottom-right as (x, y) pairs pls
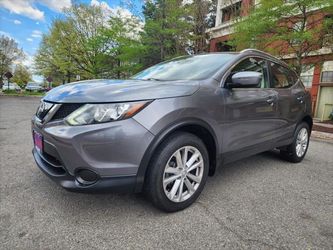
(221, 1), (242, 23)
(321, 72), (333, 83)
(321, 61), (333, 83)
(300, 66), (314, 88)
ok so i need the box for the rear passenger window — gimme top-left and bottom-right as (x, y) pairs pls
(270, 62), (298, 88)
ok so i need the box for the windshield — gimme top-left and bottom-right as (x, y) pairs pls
(132, 54), (236, 81)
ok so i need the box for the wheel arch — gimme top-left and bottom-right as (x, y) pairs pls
(301, 115), (313, 133)
(135, 119), (219, 192)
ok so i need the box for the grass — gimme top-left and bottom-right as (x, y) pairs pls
(1, 90), (45, 97)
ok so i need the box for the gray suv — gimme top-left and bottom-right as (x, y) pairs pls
(32, 49), (312, 212)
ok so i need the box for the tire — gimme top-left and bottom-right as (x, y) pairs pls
(280, 122), (310, 163)
(145, 132), (209, 212)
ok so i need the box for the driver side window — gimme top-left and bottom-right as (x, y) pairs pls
(227, 57), (269, 88)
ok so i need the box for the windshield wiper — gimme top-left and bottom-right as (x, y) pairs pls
(144, 78), (163, 81)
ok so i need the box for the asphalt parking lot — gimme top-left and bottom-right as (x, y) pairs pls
(0, 96), (332, 249)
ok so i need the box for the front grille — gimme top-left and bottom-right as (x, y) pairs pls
(36, 101), (54, 120)
(51, 103), (83, 121)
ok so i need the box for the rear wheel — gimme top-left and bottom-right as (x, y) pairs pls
(145, 132), (209, 212)
(280, 122), (310, 163)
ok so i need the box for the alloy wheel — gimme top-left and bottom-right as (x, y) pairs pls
(296, 128), (308, 157)
(163, 146), (204, 203)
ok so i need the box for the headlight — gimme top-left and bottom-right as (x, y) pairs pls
(65, 101), (151, 126)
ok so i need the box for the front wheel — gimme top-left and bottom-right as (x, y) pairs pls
(145, 132), (209, 212)
(280, 122), (310, 163)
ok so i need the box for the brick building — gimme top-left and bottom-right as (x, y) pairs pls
(207, 0), (333, 121)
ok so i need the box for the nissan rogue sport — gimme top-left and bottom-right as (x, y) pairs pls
(32, 49), (312, 212)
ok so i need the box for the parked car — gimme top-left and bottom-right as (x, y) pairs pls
(25, 82), (43, 92)
(2, 82), (21, 91)
(31, 49), (312, 212)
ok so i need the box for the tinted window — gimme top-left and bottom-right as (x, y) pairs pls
(132, 54), (236, 81)
(227, 57), (269, 88)
(270, 62), (297, 88)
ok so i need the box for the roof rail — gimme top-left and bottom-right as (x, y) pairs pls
(240, 48), (273, 57)
(240, 48), (288, 65)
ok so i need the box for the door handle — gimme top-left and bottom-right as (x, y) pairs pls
(266, 96), (276, 106)
(297, 96), (304, 104)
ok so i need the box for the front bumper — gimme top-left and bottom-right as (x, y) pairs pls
(31, 116), (154, 192)
(32, 148), (137, 192)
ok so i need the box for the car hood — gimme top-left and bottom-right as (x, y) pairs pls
(43, 79), (200, 103)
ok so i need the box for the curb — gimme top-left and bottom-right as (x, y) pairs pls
(311, 131), (333, 143)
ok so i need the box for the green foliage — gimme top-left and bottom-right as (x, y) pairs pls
(101, 14), (145, 78)
(231, 0), (333, 74)
(329, 109), (333, 120)
(2, 89), (19, 94)
(34, 1), (216, 82)
(187, 0), (217, 53)
(0, 35), (23, 84)
(35, 4), (111, 83)
(34, 21), (74, 85)
(2, 89), (44, 96)
(141, 0), (192, 65)
(12, 64), (32, 87)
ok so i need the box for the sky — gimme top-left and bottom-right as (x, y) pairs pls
(0, 0), (142, 82)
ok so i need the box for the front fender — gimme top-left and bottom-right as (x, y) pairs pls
(133, 117), (219, 192)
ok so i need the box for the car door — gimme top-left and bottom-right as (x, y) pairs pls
(221, 57), (280, 156)
(268, 61), (306, 141)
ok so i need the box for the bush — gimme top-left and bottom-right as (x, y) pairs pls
(329, 109), (333, 121)
(2, 89), (44, 96)
(2, 90), (19, 94)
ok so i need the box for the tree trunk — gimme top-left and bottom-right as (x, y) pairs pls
(160, 0), (166, 61)
(117, 59), (121, 79)
(67, 71), (71, 83)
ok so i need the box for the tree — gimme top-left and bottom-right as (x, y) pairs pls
(187, 0), (217, 53)
(206, 0), (217, 29)
(12, 64), (32, 87)
(0, 35), (23, 85)
(34, 1), (218, 82)
(34, 20), (80, 84)
(35, 3), (146, 82)
(64, 4), (111, 79)
(140, 0), (217, 65)
(35, 4), (111, 83)
(322, 13), (333, 51)
(141, 0), (192, 66)
(231, 0), (333, 74)
(101, 12), (145, 78)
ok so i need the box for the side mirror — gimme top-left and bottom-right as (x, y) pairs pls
(228, 71), (262, 88)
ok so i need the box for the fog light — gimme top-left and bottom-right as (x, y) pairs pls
(75, 169), (99, 185)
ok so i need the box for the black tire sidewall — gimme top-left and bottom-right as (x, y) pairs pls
(282, 122), (310, 163)
(146, 132), (209, 212)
